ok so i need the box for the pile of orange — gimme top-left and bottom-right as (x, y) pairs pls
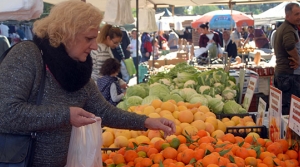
(102, 132), (300, 167)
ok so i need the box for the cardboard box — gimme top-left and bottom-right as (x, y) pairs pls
(166, 58), (186, 65)
(177, 52), (188, 59)
(281, 115), (289, 139)
(148, 59), (166, 68)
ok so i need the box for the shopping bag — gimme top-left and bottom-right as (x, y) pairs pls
(123, 58), (137, 77)
(65, 117), (103, 167)
(120, 60), (130, 82)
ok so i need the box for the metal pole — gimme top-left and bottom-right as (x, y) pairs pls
(136, 0), (139, 84)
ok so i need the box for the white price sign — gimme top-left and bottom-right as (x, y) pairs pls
(242, 75), (258, 111)
(268, 86), (282, 142)
(288, 95), (300, 136)
(256, 97), (266, 126)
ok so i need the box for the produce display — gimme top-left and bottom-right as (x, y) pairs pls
(102, 62), (300, 167)
(117, 62), (246, 115)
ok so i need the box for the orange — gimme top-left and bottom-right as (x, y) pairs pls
(196, 129), (208, 138)
(245, 157), (257, 166)
(178, 110), (194, 123)
(186, 102), (201, 109)
(207, 164), (219, 167)
(194, 148), (205, 160)
(104, 158), (114, 165)
(234, 136), (244, 144)
(162, 147), (178, 159)
(163, 158), (174, 166)
(177, 135), (187, 144)
(154, 140), (165, 152)
(199, 143), (214, 153)
(124, 150), (139, 163)
(245, 135), (256, 144)
(285, 159), (299, 166)
(201, 154), (218, 167)
(113, 153), (126, 164)
(198, 136), (212, 144)
(285, 150), (298, 159)
(102, 153), (109, 162)
(198, 105), (210, 113)
(161, 101), (175, 112)
(235, 147), (249, 159)
(248, 149), (257, 158)
(151, 99), (163, 109)
(277, 153), (289, 161)
(267, 142), (283, 155)
(259, 151), (273, 160)
(152, 153), (164, 164)
(257, 138), (266, 147)
(226, 163), (238, 167)
(257, 163), (269, 167)
(234, 156), (245, 167)
(147, 147), (159, 158)
(277, 139), (289, 153)
(218, 157), (230, 166)
(177, 144), (189, 153)
(262, 156), (274, 167)
(141, 158), (153, 167)
(222, 133), (236, 144)
(136, 145), (150, 153)
(109, 152), (116, 159)
(181, 149), (195, 164)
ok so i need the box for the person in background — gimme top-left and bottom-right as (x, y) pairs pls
(244, 26), (269, 49)
(168, 29), (179, 49)
(241, 27), (248, 40)
(0, 33), (10, 56)
(128, 28), (141, 71)
(223, 30), (237, 60)
(214, 29), (223, 47)
(270, 21), (283, 49)
(0, 2), (176, 166)
(158, 30), (167, 49)
(91, 24), (124, 83)
(97, 58), (125, 106)
(231, 26), (243, 48)
(140, 32), (153, 62)
(152, 38), (160, 60)
(197, 22), (222, 58)
(274, 2), (300, 115)
(183, 27), (192, 43)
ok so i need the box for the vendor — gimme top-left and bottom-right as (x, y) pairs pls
(244, 26), (270, 49)
(223, 30), (237, 60)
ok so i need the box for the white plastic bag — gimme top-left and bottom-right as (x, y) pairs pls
(65, 117), (103, 167)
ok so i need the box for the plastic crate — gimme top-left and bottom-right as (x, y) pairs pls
(226, 125), (268, 138)
(216, 113), (257, 123)
(102, 148), (120, 153)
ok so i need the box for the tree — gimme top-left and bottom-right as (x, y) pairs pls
(191, 6), (220, 15)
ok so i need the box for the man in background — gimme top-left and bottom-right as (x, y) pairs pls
(231, 26), (243, 48)
(168, 29), (179, 49)
(223, 30), (237, 60)
(274, 2), (300, 115)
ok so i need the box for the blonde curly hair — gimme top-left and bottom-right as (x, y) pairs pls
(33, 1), (103, 48)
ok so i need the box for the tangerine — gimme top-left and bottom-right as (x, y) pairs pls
(162, 147), (178, 159)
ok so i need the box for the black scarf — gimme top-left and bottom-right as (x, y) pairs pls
(33, 36), (93, 92)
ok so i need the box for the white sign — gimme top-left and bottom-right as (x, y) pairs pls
(256, 97), (266, 126)
(268, 86), (282, 142)
(242, 75), (258, 111)
(288, 95), (300, 136)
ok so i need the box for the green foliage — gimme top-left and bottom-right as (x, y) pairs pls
(223, 100), (244, 114)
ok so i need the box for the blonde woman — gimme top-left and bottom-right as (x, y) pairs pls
(0, 1), (175, 166)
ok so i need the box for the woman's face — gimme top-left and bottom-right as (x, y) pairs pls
(131, 31), (137, 39)
(66, 28), (98, 62)
(197, 27), (205, 34)
(106, 36), (122, 49)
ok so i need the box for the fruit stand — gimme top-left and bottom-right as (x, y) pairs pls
(102, 62), (299, 167)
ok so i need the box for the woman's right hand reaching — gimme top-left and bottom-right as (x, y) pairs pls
(69, 107), (100, 127)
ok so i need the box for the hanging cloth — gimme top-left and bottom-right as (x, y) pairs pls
(0, 0), (43, 21)
(103, 0), (135, 25)
(139, 8), (158, 32)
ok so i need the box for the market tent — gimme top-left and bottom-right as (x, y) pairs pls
(255, 1), (300, 20)
(43, 0), (217, 11)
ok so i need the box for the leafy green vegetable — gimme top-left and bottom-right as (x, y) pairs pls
(149, 83), (170, 100)
(116, 101), (128, 110)
(189, 96), (208, 106)
(163, 94), (184, 103)
(126, 85), (147, 98)
(183, 80), (197, 89)
(179, 88), (198, 101)
(223, 100), (243, 114)
(141, 95), (160, 105)
(208, 98), (224, 114)
(125, 96), (143, 107)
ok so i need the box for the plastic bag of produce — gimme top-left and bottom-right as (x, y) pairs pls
(65, 117), (102, 167)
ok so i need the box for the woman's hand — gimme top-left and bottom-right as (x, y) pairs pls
(121, 83), (128, 89)
(69, 107), (100, 127)
(144, 118), (176, 138)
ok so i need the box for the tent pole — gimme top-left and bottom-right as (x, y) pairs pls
(136, 0), (139, 84)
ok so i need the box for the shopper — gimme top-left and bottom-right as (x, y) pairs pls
(244, 26), (269, 49)
(274, 2), (300, 115)
(140, 32), (153, 62)
(223, 30), (237, 60)
(129, 28), (141, 71)
(97, 58), (125, 106)
(0, 1), (175, 166)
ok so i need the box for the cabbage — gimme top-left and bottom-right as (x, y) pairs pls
(138, 83), (149, 95)
(163, 94), (184, 103)
(177, 72), (196, 83)
(186, 93), (204, 102)
(116, 101), (128, 110)
(158, 78), (172, 86)
(125, 96), (143, 107)
(179, 88), (197, 101)
(141, 95), (160, 105)
(223, 100), (243, 114)
(170, 89), (181, 95)
(213, 82), (225, 95)
(126, 85), (147, 98)
(208, 98), (224, 114)
(149, 83), (170, 100)
(189, 96), (208, 106)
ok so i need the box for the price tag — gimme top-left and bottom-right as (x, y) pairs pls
(256, 97), (266, 126)
(268, 86), (282, 142)
(238, 68), (246, 104)
(242, 75), (258, 111)
(288, 95), (300, 136)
